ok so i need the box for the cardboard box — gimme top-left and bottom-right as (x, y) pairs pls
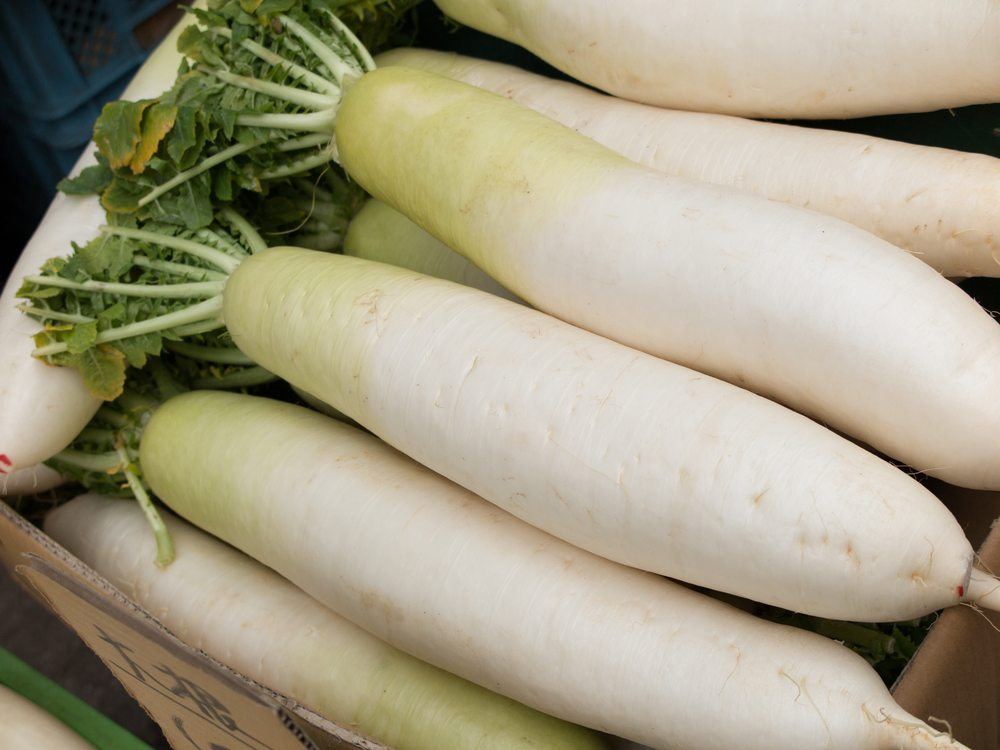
(892, 482), (1000, 750)
(0, 502), (380, 750)
(1, 483), (997, 750)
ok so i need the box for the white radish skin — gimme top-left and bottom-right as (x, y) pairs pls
(378, 48), (1000, 279)
(0, 684), (93, 750)
(1, 464), (64, 497)
(46, 495), (603, 750)
(1, 181), (103, 479)
(139, 391), (971, 750)
(334, 67), (1000, 490)
(345, 199), (523, 301)
(0, 7), (195, 480)
(432, 0), (1000, 119)
(221, 248), (988, 622)
(968, 568), (1000, 612)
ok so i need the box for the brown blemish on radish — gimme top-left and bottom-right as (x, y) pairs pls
(719, 644), (742, 694)
(845, 544), (860, 568)
(355, 587), (405, 624)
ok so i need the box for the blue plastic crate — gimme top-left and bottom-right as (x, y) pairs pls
(0, 0), (170, 121)
(0, 0), (178, 221)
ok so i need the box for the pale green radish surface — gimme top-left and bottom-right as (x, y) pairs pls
(432, 0), (1000, 119)
(219, 248), (991, 621)
(378, 48), (1000, 278)
(334, 66), (1000, 490)
(140, 391), (971, 750)
(0, 8), (195, 480)
(46, 495), (601, 750)
(292, 385), (353, 423)
(0, 683), (94, 750)
(345, 199), (522, 302)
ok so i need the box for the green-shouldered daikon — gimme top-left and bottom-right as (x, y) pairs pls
(77, 4), (1000, 487)
(46, 495), (606, 750)
(333, 66), (1000, 490)
(344, 199), (522, 301)
(431, 0), (1000, 118)
(221, 248), (1000, 621)
(138, 390), (974, 750)
(376, 48), (1000, 279)
(26, 225), (1000, 619)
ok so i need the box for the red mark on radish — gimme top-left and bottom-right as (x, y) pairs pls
(957, 585), (965, 598)
(0, 454), (10, 474)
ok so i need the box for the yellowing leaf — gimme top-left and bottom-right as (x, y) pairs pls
(94, 100), (152, 171)
(131, 103), (178, 174)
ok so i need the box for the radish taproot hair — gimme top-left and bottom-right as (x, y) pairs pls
(1, 465), (65, 497)
(0, 684), (95, 750)
(375, 48), (1000, 279)
(46, 495), (608, 750)
(85, 4), (1000, 489)
(30, 216), (1000, 621)
(431, 0), (1000, 119)
(0, 9), (198, 491)
(133, 390), (975, 750)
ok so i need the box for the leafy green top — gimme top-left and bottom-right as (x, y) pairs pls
(61, 0), (416, 229)
(46, 350), (278, 567)
(17, 212), (261, 399)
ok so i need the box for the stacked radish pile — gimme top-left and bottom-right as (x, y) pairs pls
(3, 2), (999, 748)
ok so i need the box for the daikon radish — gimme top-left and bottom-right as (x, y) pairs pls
(46, 495), (605, 750)
(31, 231), (998, 619)
(138, 390), (973, 750)
(333, 66), (1000, 490)
(70, 2), (1000, 487)
(376, 48), (1000, 278)
(220, 249), (996, 621)
(431, 0), (1000, 118)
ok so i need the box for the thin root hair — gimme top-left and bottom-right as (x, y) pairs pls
(957, 601), (1000, 634)
(265, 165), (334, 237)
(972, 552), (997, 578)
(926, 717), (955, 741)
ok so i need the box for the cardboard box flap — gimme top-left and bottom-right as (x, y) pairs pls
(893, 487), (1000, 750)
(0, 502), (379, 750)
